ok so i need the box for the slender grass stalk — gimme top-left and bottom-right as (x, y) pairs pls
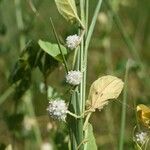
(85, 0), (103, 52)
(104, 0), (141, 65)
(83, 0), (103, 111)
(50, 18), (69, 74)
(14, 0), (26, 50)
(80, 0), (85, 113)
(72, 48), (78, 69)
(85, 0), (89, 35)
(119, 60), (130, 150)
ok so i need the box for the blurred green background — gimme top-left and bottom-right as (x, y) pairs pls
(0, 0), (150, 149)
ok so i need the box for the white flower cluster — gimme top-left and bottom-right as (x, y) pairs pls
(66, 70), (82, 86)
(135, 131), (148, 144)
(66, 34), (80, 50)
(41, 142), (53, 150)
(47, 99), (68, 121)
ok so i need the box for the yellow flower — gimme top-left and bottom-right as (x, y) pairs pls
(137, 104), (150, 129)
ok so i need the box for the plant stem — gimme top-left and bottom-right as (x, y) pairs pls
(85, 0), (89, 35)
(69, 1), (103, 149)
(119, 59), (130, 150)
(83, 0), (103, 111)
(50, 18), (69, 74)
(104, 0), (141, 65)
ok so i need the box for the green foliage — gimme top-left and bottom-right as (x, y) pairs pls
(38, 39), (67, 62)
(54, 0), (80, 23)
(9, 41), (40, 100)
(8, 40), (61, 100)
(4, 113), (24, 131)
(9, 41), (40, 84)
(0, 143), (6, 150)
(0, 0), (150, 149)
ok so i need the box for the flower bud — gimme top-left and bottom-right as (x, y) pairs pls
(47, 99), (68, 121)
(66, 70), (82, 85)
(66, 34), (80, 50)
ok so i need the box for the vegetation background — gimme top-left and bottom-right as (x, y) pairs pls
(0, 0), (149, 149)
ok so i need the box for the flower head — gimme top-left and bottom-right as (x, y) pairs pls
(23, 116), (36, 131)
(66, 34), (80, 50)
(66, 70), (82, 85)
(47, 99), (68, 121)
(135, 131), (148, 144)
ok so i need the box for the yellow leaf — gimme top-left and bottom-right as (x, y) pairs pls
(87, 75), (124, 110)
(137, 104), (150, 129)
(54, 0), (80, 23)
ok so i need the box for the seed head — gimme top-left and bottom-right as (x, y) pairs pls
(47, 99), (68, 121)
(66, 34), (80, 50)
(66, 70), (82, 85)
(135, 131), (148, 144)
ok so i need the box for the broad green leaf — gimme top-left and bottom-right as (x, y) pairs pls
(38, 40), (67, 62)
(84, 123), (97, 150)
(87, 75), (124, 111)
(54, 0), (81, 23)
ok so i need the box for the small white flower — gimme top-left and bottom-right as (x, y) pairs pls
(66, 70), (82, 85)
(135, 131), (148, 144)
(66, 34), (80, 50)
(41, 142), (53, 150)
(40, 82), (46, 93)
(23, 116), (36, 131)
(47, 99), (68, 121)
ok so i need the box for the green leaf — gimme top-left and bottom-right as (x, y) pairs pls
(38, 40), (67, 62)
(54, 0), (81, 23)
(84, 123), (97, 150)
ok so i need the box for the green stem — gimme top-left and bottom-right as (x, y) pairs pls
(72, 48), (78, 69)
(80, 0), (85, 113)
(104, 0), (141, 65)
(50, 18), (69, 74)
(119, 59), (130, 150)
(85, 0), (89, 35)
(83, 0), (103, 112)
